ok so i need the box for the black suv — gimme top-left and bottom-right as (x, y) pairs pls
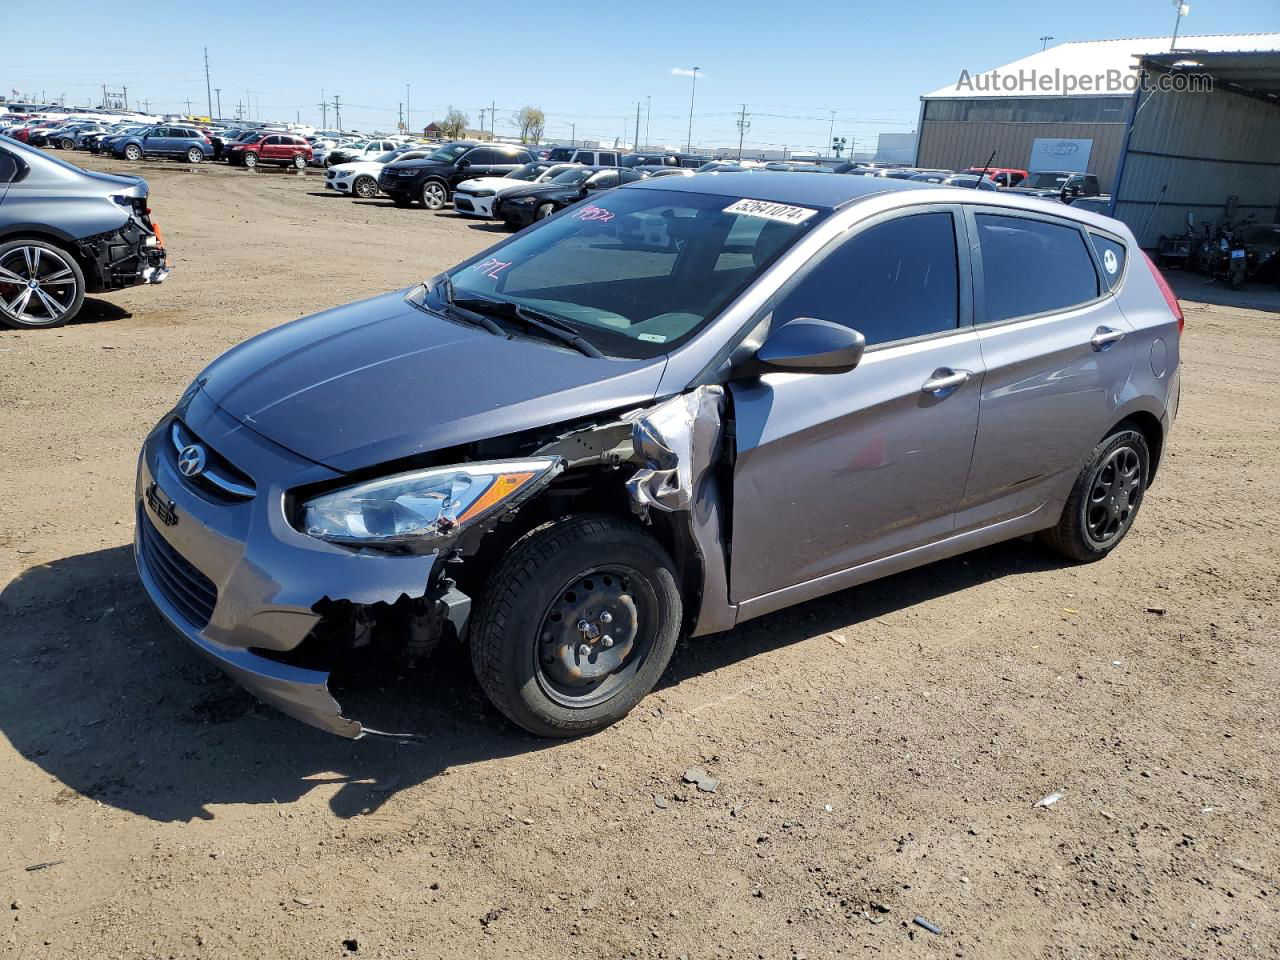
(378, 141), (534, 210)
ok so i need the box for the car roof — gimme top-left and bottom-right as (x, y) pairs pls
(623, 169), (933, 210)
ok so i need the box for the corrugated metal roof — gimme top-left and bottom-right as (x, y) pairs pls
(923, 33), (1280, 100)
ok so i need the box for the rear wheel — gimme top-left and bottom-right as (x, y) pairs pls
(124, 143), (143, 161)
(391, 194), (413, 208)
(186, 146), (203, 163)
(1041, 426), (1149, 562)
(0, 240), (86, 330)
(471, 515), (682, 738)
(292, 153), (307, 170)
(353, 175), (378, 199)
(421, 180), (448, 210)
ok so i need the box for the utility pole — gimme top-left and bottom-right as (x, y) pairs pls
(1039, 35), (1054, 51)
(405, 83), (411, 134)
(215, 88), (222, 119)
(255, 97), (260, 121)
(203, 46), (213, 118)
(736, 104), (750, 159)
(320, 89), (327, 129)
(333, 95), (341, 132)
(570, 122), (576, 147)
(478, 106), (486, 139)
(634, 101), (641, 153)
(1170, 0), (1189, 50)
(685, 67), (700, 152)
(645, 95), (651, 151)
(185, 98), (192, 116)
(491, 100), (496, 140)
(827, 110), (836, 158)
(123, 86), (128, 110)
(398, 102), (404, 133)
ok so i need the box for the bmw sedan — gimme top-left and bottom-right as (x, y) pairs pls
(136, 172), (1181, 740)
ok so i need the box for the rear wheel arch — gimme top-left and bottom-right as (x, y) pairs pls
(1116, 411), (1165, 485)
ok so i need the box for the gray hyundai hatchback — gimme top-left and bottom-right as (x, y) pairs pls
(135, 172), (1181, 739)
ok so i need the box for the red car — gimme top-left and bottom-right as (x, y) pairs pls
(225, 133), (313, 170)
(11, 120), (62, 144)
(964, 166), (1029, 188)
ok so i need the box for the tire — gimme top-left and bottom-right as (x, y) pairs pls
(421, 180), (448, 210)
(391, 194), (413, 208)
(186, 147), (203, 164)
(293, 153), (306, 170)
(124, 144), (143, 161)
(471, 515), (683, 738)
(535, 202), (555, 221)
(0, 240), (86, 330)
(353, 175), (378, 199)
(1040, 426), (1150, 562)
(60, 138), (75, 150)
(243, 151), (258, 169)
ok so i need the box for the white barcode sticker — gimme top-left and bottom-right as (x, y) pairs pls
(723, 198), (818, 225)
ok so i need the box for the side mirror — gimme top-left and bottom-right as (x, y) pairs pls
(750, 318), (865, 375)
(458, 158), (471, 169)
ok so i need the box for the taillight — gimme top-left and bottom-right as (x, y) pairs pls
(1142, 250), (1184, 336)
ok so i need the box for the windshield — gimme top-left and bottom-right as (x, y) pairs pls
(373, 150), (402, 162)
(505, 162), (547, 181)
(550, 167), (592, 185)
(546, 147), (575, 161)
(536, 163), (577, 182)
(1022, 172), (1072, 189)
(427, 143), (470, 162)
(442, 187), (824, 359)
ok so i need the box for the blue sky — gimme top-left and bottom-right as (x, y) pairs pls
(4, 0), (1276, 151)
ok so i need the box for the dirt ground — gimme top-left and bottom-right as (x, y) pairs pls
(2, 155), (1278, 960)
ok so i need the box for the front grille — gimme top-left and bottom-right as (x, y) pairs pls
(137, 506), (217, 630)
(454, 197), (474, 211)
(170, 420), (256, 500)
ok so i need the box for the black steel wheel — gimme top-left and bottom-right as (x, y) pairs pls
(471, 515), (682, 737)
(1042, 426), (1150, 562)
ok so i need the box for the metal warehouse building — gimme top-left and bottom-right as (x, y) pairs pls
(916, 34), (1280, 246)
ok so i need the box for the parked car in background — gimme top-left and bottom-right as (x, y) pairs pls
(766, 162), (834, 174)
(0, 134), (168, 328)
(495, 166), (645, 228)
(379, 141), (535, 210)
(1064, 196), (1112, 216)
(325, 148), (428, 198)
(112, 126), (214, 164)
(1010, 171), (1102, 200)
(326, 138), (400, 167)
(131, 171), (1181, 741)
(546, 146), (621, 166)
(89, 125), (146, 154)
(939, 174), (999, 191)
(225, 133), (313, 169)
(641, 167), (697, 179)
(55, 125), (111, 150)
(452, 162), (578, 218)
(964, 166), (1027, 188)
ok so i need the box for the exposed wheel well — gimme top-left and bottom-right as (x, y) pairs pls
(1117, 411), (1164, 484)
(0, 232), (92, 286)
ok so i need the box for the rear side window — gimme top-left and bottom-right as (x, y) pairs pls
(1090, 232), (1127, 290)
(0, 150), (19, 183)
(976, 214), (1099, 323)
(773, 212), (959, 347)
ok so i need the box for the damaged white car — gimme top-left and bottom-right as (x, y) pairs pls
(135, 173), (1181, 738)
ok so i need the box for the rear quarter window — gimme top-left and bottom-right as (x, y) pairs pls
(1089, 232), (1127, 290)
(976, 214), (1100, 323)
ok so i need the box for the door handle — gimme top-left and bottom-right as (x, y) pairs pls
(921, 368), (972, 394)
(1090, 326), (1126, 351)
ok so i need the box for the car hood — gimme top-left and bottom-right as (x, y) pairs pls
(457, 176), (522, 193)
(329, 160), (383, 175)
(504, 182), (581, 201)
(198, 290), (667, 472)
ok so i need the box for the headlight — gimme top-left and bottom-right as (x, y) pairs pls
(301, 457), (561, 546)
(471, 189), (495, 197)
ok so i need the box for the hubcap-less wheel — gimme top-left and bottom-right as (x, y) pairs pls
(422, 182), (447, 209)
(1085, 444), (1143, 546)
(125, 144), (142, 161)
(536, 203), (554, 221)
(0, 246), (79, 326)
(61, 138), (74, 150)
(354, 176), (377, 198)
(187, 147), (202, 163)
(535, 566), (657, 709)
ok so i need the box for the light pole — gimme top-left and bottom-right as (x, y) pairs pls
(1039, 35), (1054, 51)
(406, 83), (411, 134)
(215, 88), (222, 119)
(684, 67), (700, 153)
(645, 95), (651, 151)
(827, 110), (835, 158)
(1170, 0), (1189, 50)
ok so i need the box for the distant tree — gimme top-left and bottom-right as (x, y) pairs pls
(440, 108), (469, 139)
(512, 106), (545, 143)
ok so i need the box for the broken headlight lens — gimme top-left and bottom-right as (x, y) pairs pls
(302, 458), (560, 546)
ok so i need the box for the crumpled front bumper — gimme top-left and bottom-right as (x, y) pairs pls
(133, 387), (437, 738)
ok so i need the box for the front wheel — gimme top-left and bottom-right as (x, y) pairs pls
(0, 240), (86, 330)
(471, 515), (682, 738)
(186, 147), (203, 163)
(1041, 426), (1150, 562)
(293, 153), (307, 170)
(535, 202), (555, 221)
(243, 151), (258, 169)
(124, 144), (143, 161)
(421, 180), (448, 210)
(60, 138), (75, 150)
(353, 175), (378, 199)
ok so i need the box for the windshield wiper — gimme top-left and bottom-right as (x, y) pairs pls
(451, 294), (604, 358)
(422, 274), (505, 337)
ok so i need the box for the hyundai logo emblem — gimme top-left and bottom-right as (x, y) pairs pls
(177, 443), (207, 478)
